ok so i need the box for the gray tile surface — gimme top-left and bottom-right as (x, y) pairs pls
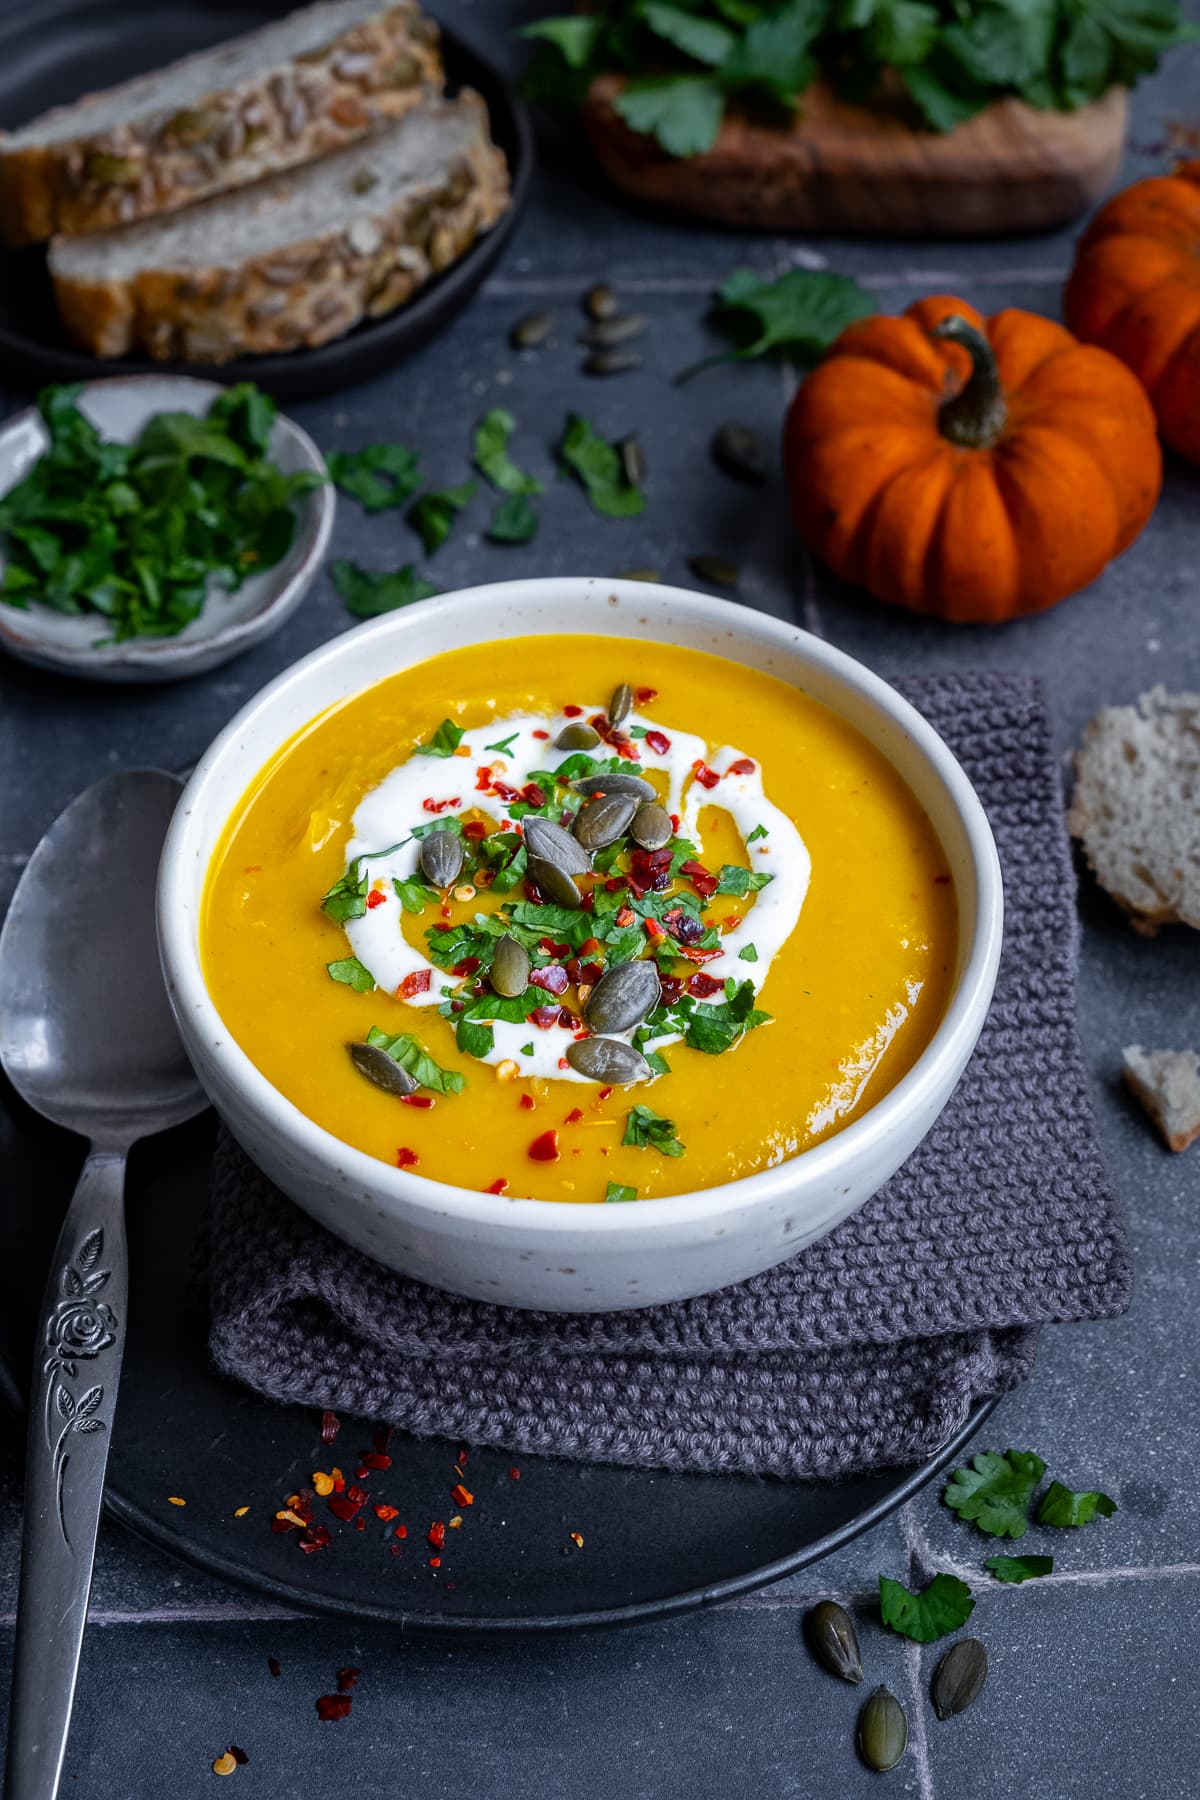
(2, 1), (1199, 1794)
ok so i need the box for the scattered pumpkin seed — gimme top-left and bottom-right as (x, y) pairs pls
(573, 771), (655, 801)
(580, 312), (648, 347)
(805, 1601), (864, 1686)
(608, 681), (634, 728)
(510, 309), (555, 350)
(618, 437), (647, 487)
(556, 721), (602, 751)
(490, 933), (531, 999)
(584, 959), (661, 1034)
(583, 350), (643, 377)
(630, 801), (672, 850)
(526, 855), (582, 909)
(349, 1041), (419, 1097)
(856, 1685), (907, 1773)
(566, 1036), (653, 1084)
(689, 554), (740, 590)
(583, 282), (618, 319)
(931, 1638), (988, 1721)
(524, 815), (592, 877)
(711, 423), (769, 486)
(614, 568), (661, 583)
(419, 827), (464, 888)
(573, 791), (639, 851)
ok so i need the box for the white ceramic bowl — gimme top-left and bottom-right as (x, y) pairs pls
(0, 376), (333, 682)
(158, 578), (1003, 1312)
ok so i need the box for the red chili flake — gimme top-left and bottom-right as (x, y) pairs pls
(429, 1556), (442, 1568)
(484, 1175), (509, 1196)
(492, 780), (520, 803)
(564, 1107), (584, 1124)
(644, 918), (666, 943)
(320, 1411), (341, 1445)
(934, 873), (952, 885)
(450, 956), (482, 977)
(463, 819), (489, 839)
(375, 1503), (399, 1521)
(428, 1520), (446, 1551)
(680, 857), (718, 898)
(267, 1657), (282, 1678)
(617, 739), (641, 762)
(598, 1085), (614, 1100)
(532, 728), (550, 740)
(396, 1147), (419, 1168)
(519, 1093), (536, 1112)
(399, 968), (432, 999)
(422, 796), (461, 814)
(635, 686), (658, 704)
(401, 1094), (434, 1109)
(630, 846), (672, 892)
(355, 1465), (370, 1481)
(509, 1467), (521, 1480)
(360, 1450), (392, 1471)
(327, 1494), (361, 1522)
(563, 704), (583, 717)
(680, 946), (723, 963)
(727, 757), (756, 776)
(530, 964), (569, 995)
(365, 888), (387, 910)
(530, 1005), (564, 1030)
(722, 914), (741, 933)
(528, 1129), (560, 1162)
(539, 937), (572, 957)
(298, 1523), (332, 1554)
(691, 760), (721, 790)
(688, 972), (724, 998)
(336, 1668), (361, 1694)
(525, 880), (544, 906)
(604, 875), (627, 893)
(354, 1517), (366, 1532)
(270, 1516), (297, 1535)
(521, 781), (547, 807)
(316, 1695), (352, 1724)
(346, 1484), (367, 1506)
(614, 905), (635, 928)
(450, 1485), (474, 1511)
(558, 1056), (570, 1069)
(670, 813), (681, 832)
(580, 937), (602, 958)
(644, 729), (671, 756)
(475, 765), (494, 791)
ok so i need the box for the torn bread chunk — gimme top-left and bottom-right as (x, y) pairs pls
(1123, 1046), (1200, 1152)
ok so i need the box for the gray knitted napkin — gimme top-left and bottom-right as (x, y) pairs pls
(207, 672), (1130, 1480)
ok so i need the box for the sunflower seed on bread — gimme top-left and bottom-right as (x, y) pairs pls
(48, 91), (508, 362)
(0, 0), (442, 245)
(1067, 687), (1200, 936)
(1123, 1046), (1200, 1153)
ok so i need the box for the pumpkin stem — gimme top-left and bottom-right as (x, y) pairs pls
(931, 314), (1007, 450)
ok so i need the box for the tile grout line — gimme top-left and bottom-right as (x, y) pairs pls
(482, 264), (1070, 300)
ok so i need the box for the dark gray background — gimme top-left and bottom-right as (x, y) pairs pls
(1, 2), (1198, 1794)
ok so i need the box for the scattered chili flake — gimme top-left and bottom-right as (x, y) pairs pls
(312, 1471), (335, 1497)
(315, 1695), (352, 1723)
(691, 760), (721, 790)
(615, 904), (635, 927)
(275, 1508), (307, 1528)
(429, 1556), (442, 1568)
(462, 819), (489, 840)
(401, 1093), (435, 1109)
(365, 888), (387, 910)
(428, 1520), (446, 1551)
(320, 1411), (341, 1445)
(644, 729), (671, 756)
(327, 1493), (363, 1522)
(539, 936), (572, 957)
(532, 728), (550, 739)
(528, 1129), (560, 1162)
(168, 1496), (186, 1507)
(375, 1503), (399, 1522)
(234, 1506), (249, 1518)
(519, 1093), (535, 1112)
(475, 765), (494, 791)
(212, 1751), (238, 1777)
(563, 703), (583, 717)
(450, 1483), (474, 1508)
(450, 955), (482, 978)
(564, 1107), (584, 1124)
(644, 918), (666, 943)
(396, 1147), (419, 1168)
(670, 812), (681, 832)
(336, 1668), (361, 1694)
(521, 781), (547, 807)
(529, 1005), (564, 1030)
(395, 1524), (408, 1538)
(721, 914), (741, 933)
(679, 945), (723, 963)
(449, 1515), (463, 1529)
(360, 1450), (392, 1471)
(398, 969), (432, 999)
(569, 1531), (585, 1549)
(580, 937), (602, 958)
(354, 1517), (366, 1532)
(422, 796), (460, 813)
(492, 779), (520, 803)
(530, 964), (569, 995)
(346, 1484), (367, 1505)
(509, 1467), (521, 1480)
(726, 757), (756, 776)
(267, 1657), (282, 1678)
(598, 1086), (613, 1101)
(688, 972), (724, 998)
(298, 1524), (331, 1554)
(680, 857), (718, 898)
(485, 1177), (509, 1194)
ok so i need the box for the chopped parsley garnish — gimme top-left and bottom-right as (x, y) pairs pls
(393, 876), (435, 915)
(364, 1025), (464, 1096)
(622, 1104), (685, 1157)
(485, 732), (521, 755)
(327, 442), (421, 511)
(472, 408), (544, 495)
(559, 414), (645, 518)
(322, 860), (369, 924)
(637, 978), (770, 1058)
(1036, 1481), (1117, 1528)
(985, 1554), (1054, 1584)
(488, 493), (540, 544)
(943, 1449), (1046, 1540)
(746, 823), (769, 845)
(413, 718), (465, 758)
(693, 267), (876, 375)
(0, 382), (321, 643)
(738, 943), (758, 963)
(715, 863), (773, 897)
(520, 1041), (534, 1056)
(408, 482), (475, 554)
(326, 955), (376, 992)
(331, 560), (438, 618)
(879, 1573), (975, 1643)
(605, 1181), (638, 1203)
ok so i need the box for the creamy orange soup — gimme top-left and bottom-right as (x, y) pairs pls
(201, 635), (957, 1202)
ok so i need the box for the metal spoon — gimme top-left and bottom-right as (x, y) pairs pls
(0, 770), (206, 1800)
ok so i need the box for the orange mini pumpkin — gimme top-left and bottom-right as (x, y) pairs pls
(783, 295), (1161, 624)
(1064, 161), (1200, 465)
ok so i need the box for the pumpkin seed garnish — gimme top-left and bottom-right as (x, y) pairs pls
(630, 801), (672, 850)
(712, 423), (768, 486)
(931, 1638), (988, 1721)
(556, 721), (602, 751)
(523, 815), (592, 877)
(510, 309), (555, 350)
(804, 1600), (863, 1685)
(583, 282), (618, 319)
(490, 933), (531, 999)
(584, 959), (661, 1034)
(689, 554), (740, 590)
(580, 312), (648, 348)
(349, 1041), (419, 1097)
(566, 1036), (653, 1084)
(419, 827), (464, 889)
(583, 349), (643, 377)
(856, 1685), (907, 1773)
(619, 436), (647, 487)
(573, 791), (639, 851)
(526, 855), (582, 909)
(573, 771), (656, 802)
(607, 681), (634, 728)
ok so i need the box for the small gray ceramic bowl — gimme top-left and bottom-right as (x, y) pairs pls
(0, 375), (333, 682)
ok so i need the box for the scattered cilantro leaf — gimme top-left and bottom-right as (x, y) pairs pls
(714, 863), (773, 896)
(486, 732), (521, 754)
(393, 876), (434, 915)
(943, 1449), (1046, 1540)
(456, 1016), (494, 1059)
(746, 823), (769, 844)
(605, 1180), (638, 1203)
(520, 1040), (535, 1056)
(473, 408), (543, 495)
(408, 482), (476, 554)
(738, 943), (758, 962)
(685, 267), (875, 378)
(488, 493), (540, 544)
(879, 1573), (975, 1643)
(322, 860), (368, 924)
(364, 1025), (464, 1096)
(331, 560), (438, 618)
(413, 718), (465, 759)
(559, 414), (645, 518)
(327, 442), (421, 511)
(985, 1554), (1054, 1584)
(1036, 1481), (1118, 1528)
(326, 955), (375, 992)
(622, 1104), (685, 1156)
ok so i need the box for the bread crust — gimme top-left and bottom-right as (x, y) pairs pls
(0, 2), (442, 245)
(48, 97), (509, 362)
(1123, 1047), (1200, 1153)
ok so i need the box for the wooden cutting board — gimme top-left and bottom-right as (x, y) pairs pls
(582, 75), (1126, 237)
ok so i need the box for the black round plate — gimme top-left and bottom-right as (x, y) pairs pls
(0, 1), (532, 400)
(0, 1104), (996, 1635)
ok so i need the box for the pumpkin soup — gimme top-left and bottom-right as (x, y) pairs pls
(201, 634), (957, 1201)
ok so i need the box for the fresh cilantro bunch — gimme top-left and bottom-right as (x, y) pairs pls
(0, 383), (321, 643)
(522, 0), (1195, 149)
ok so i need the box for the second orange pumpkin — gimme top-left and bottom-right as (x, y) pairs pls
(783, 295), (1161, 624)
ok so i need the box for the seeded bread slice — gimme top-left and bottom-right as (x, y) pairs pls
(0, 0), (442, 246)
(1067, 687), (1200, 936)
(1123, 1046), (1200, 1152)
(48, 92), (509, 362)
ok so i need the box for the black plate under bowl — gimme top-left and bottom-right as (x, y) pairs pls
(0, 1), (532, 400)
(0, 1104), (996, 1634)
